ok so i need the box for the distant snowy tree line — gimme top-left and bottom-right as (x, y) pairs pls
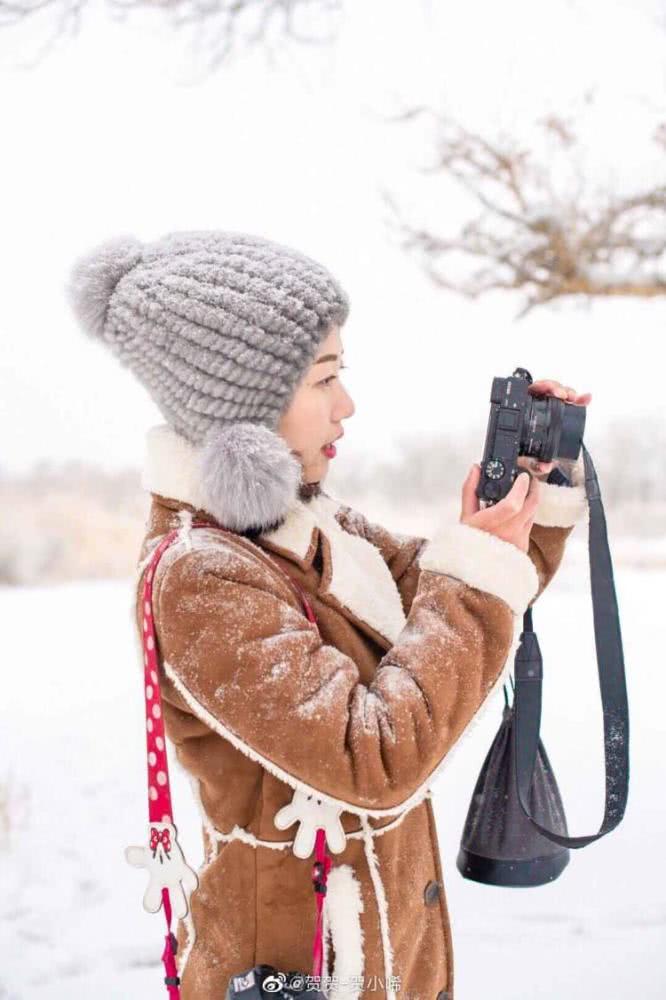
(2, 417), (664, 584)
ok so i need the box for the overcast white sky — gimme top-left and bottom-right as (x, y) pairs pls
(1, 0), (664, 475)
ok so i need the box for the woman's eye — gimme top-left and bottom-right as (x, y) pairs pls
(318, 364), (348, 387)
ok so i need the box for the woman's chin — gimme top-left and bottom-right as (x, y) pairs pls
(303, 455), (328, 484)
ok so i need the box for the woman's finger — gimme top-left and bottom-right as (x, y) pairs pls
(495, 474), (540, 531)
(516, 456), (555, 476)
(499, 470), (533, 518)
(529, 380), (593, 407)
(460, 464), (481, 520)
(529, 379), (568, 400)
(521, 475), (540, 521)
(471, 471), (531, 528)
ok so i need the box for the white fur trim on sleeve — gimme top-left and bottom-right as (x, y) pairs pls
(533, 452), (588, 528)
(418, 521), (539, 616)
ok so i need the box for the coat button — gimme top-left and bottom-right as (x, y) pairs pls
(424, 879), (442, 906)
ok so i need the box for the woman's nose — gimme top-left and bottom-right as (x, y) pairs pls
(338, 385), (355, 419)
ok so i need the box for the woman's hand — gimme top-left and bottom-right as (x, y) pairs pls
(461, 465), (539, 554)
(516, 379), (593, 479)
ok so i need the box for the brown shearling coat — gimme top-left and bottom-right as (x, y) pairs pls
(134, 432), (588, 1000)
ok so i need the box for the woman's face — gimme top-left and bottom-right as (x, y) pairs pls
(278, 324), (355, 485)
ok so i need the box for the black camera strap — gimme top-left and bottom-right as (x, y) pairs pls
(513, 443), (630, 847)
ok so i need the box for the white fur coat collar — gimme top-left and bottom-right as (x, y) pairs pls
(141, 424), (407, 646)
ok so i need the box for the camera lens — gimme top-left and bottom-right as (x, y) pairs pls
(522, 395), (585, 462)
(559, 401), (586, 459)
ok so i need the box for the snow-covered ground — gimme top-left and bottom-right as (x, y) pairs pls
(0, 547), (663, 999)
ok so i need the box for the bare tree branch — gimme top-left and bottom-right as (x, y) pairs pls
(383, 109), (666, 318)
(0, 0), (84, 69)
(0, 0), (342, 73)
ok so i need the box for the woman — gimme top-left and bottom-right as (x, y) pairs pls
(67, 230), (590, 1000)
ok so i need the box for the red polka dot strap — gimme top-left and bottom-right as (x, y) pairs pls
(124, 527), (195, 999)
(124, 521), (327, 997)
(142, 529), (180, 825)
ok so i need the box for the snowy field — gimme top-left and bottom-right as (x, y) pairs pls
(0, 542), (663, 999)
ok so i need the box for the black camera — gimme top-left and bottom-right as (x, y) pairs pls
(226, 965), (326, 1000)
(477, 367), (586, 505)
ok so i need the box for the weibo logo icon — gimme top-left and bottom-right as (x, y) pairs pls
(262, 972), (287, 993)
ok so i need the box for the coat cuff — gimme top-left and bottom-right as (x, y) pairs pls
(533, 452), (588, 528)
(418, 522), (540, 616)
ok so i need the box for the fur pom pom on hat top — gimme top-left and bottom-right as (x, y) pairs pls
(66, 230), (350, 532)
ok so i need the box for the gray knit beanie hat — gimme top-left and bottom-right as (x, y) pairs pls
(66, 229), (350, 532)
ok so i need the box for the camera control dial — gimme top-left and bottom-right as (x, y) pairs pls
(485, 459), (505, 480)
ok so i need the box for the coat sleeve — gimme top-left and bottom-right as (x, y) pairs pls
(151, 520), (540, 815)
(335, 451), (589, 617)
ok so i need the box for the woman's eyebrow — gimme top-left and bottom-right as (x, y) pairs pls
(313, 352), (343, 364)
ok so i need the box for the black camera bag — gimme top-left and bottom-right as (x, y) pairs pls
(457, 444), (630, 887)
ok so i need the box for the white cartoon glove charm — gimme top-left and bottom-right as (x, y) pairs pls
(274, 789), (346, 859)
(125, 821), (199, 919)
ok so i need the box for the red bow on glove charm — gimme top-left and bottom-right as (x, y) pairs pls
(126, 820), (199, 919)
(150, 826), (172, 855)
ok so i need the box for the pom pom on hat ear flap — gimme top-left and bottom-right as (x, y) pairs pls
(198, 422), (302, 533)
